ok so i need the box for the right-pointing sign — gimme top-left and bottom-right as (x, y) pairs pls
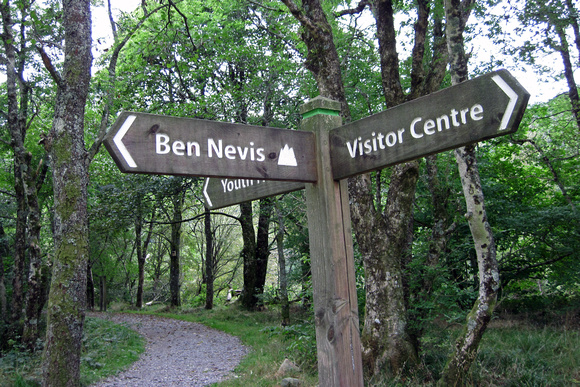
(330, 69), (530, 180)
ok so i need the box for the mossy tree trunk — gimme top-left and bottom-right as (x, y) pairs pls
(438, 0), (500, 384)
(1, 0), (51, 348)
(41, 0), (92, 385)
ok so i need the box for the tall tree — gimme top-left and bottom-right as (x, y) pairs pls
(41, 0), (93, 384)
(0, 1), (48, 345)
(438, 0), (500, 384)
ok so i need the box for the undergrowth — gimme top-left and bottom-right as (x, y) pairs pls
(0, 316), (145, 387)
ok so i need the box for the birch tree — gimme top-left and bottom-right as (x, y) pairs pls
(438, 0), (500, 383)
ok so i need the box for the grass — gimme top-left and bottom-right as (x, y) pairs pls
(2, 305), (579, 386)
(473, 322), (580, 386)
(79, 317), (146, 385)
(0, 316), (145, 386)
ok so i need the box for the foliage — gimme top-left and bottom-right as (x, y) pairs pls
(0, 316), (145, 387)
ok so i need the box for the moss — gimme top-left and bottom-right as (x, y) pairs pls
(56, 174), (82, 221)
(53, 135), (72, 168)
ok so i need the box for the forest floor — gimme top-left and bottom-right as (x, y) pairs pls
(89, 312), (248, 386)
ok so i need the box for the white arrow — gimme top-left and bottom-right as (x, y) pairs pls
(492, 75), (518, 131)
(113, 115), (138, 168)
(203, 178), (213, 208)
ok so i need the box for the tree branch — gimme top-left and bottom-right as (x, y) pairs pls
(87, 3), (169, 163)
(335, 0), (370, 17)
(37, 46), (63, 87)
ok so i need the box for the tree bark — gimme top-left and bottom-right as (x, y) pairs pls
(554, 24), (580, 132)
(276, 205), (290, 326)
(0, 0), (30, 329)
(0, 224), (8, 327)
(239, 198), (273, 309)
(239, 202), (257, 308)
(135, 198), (155, 308)
(42, 0), (93, 384)
(100, 276), (107, 312)
(170, 185), (184, 308)
(204, 208), (214, 310)
(438, 0), (500, 384)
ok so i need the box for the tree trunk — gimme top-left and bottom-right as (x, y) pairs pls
(0, 223), (8, 326)
(438, 1), (500, 384)
(240, 202), (257, 309)
(282, 0), (447, 379)
(0, 0), (29, 329)
(276, 205), (290, 326)
(350, 163), (420, 377)
(100, 276), (107, 312)
(135, 203), (145, 308)
(42, 0), (92, 384)
(22, 158), (48, 350)
(204, 208), (214, 310)
(86, 265), (95, 311)
(255, 198), (273, 301)
(554, 24), (580, 132)
(170, 185), (184, 308)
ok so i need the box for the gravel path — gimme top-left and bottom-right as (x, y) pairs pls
(90, 313), (248, 386)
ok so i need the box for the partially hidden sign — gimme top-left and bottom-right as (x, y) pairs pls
(203, 178), (305, 209)
(330, 69), (529, 179)
(104, 112), (317, 182)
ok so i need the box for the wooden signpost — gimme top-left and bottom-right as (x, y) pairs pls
(104, 112), (317, 182)
(330, 69), (527, 179)
(203, 177), (304, 209)
(104, 69), (529, 387)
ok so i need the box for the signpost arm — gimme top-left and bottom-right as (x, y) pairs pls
(301, 96), (364, 386)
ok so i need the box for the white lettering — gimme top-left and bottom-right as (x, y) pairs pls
(471, 104), (484, 120)
(385, 132), (397, 147)
(346, 139), (358, 158)
(156, 134), (171, 154)
(410, 117), (423, 138)
(172, 140), (185, 156)
(187, 141), (200, 156)
(208, 139), (222, 158)
(436, 115), (450, 131)
(424, 120), (436, 135)
(364, 139), (372, 154)
(225, 145), (236, 160)
(397, 128), (405, 143)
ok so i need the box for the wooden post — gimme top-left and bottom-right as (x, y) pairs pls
(301, 96), (364, 386)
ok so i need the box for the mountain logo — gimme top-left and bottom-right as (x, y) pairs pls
(278, 144), (298, 166)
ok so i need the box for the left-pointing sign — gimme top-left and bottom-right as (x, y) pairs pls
(104, 112), (317, 182)
(203, 177), (305, 209)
